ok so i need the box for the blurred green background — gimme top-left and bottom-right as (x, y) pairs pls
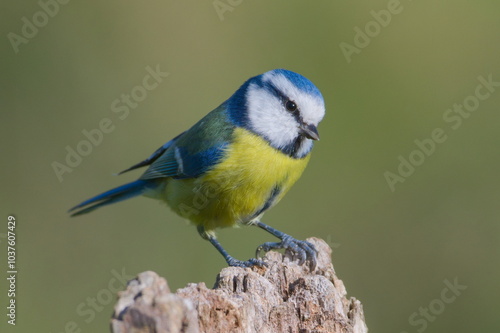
(1, 1), (499, 332)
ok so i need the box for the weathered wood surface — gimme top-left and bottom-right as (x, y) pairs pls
(111, 238), (368, 333)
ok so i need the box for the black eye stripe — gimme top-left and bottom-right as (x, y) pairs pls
(265, 84), (287, 102)
(284, 100), (302, 123)
(266, 85), (295, 108)
(265, 83), (303, 122)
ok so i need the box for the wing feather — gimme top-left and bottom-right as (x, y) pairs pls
(117, 132), (185, 175)
(139, 104), (234, 180)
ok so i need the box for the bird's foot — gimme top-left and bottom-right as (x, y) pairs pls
(226, 257), (268, 268)
(256, 235), (317, 269)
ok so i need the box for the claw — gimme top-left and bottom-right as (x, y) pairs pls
(256, 235), (317, 270)
(226, 257), (268, 268)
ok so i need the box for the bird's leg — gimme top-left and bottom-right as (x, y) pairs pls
(197, 226), (267, 268)
(253, 221), (317, 269)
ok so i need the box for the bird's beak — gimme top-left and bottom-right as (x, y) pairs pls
(299, 123), (320, 141)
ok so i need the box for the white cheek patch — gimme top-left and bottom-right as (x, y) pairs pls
(246, 83), (299, 149)
(262, 72), (325, 126)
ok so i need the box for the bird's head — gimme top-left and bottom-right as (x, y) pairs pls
(227, 69), (325, 158)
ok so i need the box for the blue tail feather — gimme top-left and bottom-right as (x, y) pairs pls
(69, 180), (156, 216)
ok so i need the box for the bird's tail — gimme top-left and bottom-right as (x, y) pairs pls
(69, 180), (158, 217)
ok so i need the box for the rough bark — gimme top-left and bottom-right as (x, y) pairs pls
(111, 238), (368, 333)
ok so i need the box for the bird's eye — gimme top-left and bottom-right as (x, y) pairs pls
(285, 100), (297, 112)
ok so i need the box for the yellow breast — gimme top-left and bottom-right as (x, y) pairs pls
(162, 127), (311, 231)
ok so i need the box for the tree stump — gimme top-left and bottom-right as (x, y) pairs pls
(111, 238), (368, 333)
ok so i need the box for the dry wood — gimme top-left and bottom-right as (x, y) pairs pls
(111, 238), (368, 333)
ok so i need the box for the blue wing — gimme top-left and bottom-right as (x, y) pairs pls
(139, 143), (229, 180)
(119, 104), (234, 180)
(69, 105), (234, 216)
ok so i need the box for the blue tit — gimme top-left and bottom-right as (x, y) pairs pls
(69, 69), (325, 268)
